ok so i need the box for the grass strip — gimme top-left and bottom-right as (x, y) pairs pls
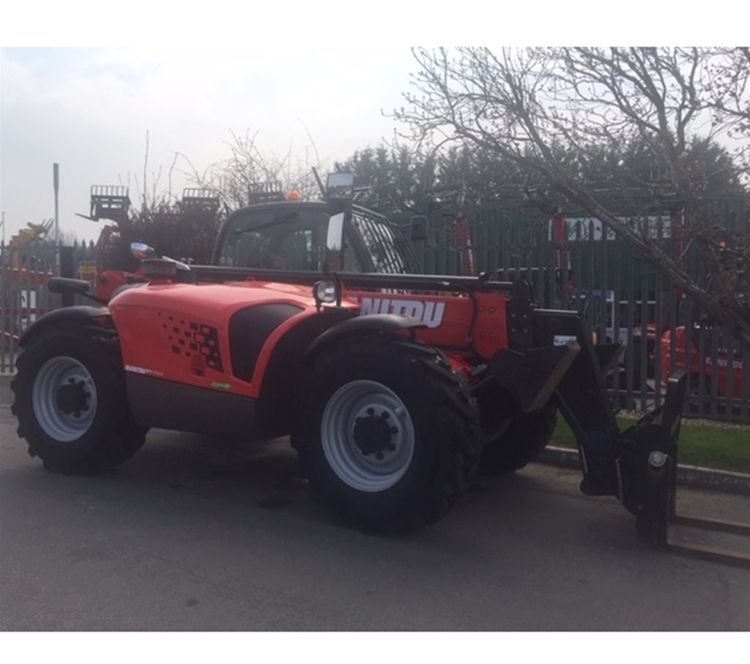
(551, 417), (750, 475)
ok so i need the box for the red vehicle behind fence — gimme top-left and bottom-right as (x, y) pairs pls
(661, 325), (747, 399)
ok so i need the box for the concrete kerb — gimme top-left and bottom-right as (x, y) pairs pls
(2, 374), (748, 495)
(539, 446), (750, 496)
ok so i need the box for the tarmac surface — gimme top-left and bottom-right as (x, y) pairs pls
(0, 379), (749, 631)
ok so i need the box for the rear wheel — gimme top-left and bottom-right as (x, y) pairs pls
(479, 404), (557, 476)
(11, 323), (148, 473)
(292, 335), (480, 533)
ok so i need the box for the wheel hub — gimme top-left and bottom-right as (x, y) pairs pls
(32, 355), (98, 442)
(353, 409), (398, 459)
(320, 379), (416, 493)
(56, 380), (90, 415)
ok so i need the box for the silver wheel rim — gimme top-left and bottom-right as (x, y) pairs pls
(32, 356), (98, 442)
(320, 379), (415, 493)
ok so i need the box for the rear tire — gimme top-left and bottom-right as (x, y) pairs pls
(11, 323), (147, 473)
(479, 404), (557, 476)
(292, 335), (481, 533)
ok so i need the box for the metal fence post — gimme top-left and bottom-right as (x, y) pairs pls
(60, 246), (74, 307)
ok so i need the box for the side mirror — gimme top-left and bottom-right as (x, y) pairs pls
(409, 215), (429, 242)
(131, 242), (156, 261)
(324, 212), (346, 273)
(326, 172), (354, 214)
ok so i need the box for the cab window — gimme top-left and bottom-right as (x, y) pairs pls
(219, 207), (363, 272)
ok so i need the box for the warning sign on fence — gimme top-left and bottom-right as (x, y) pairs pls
(78, 261), (97, 281)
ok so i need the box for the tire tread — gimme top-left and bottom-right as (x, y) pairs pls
(11, 321), (147, 473)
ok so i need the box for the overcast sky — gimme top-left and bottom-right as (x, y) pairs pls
(2, 7), (748, 246)
(0, 47), (416, 242)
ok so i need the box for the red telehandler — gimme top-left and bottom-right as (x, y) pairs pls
(12, 173), (694, 544)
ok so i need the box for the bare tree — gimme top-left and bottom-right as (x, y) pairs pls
(106, 128), (330, 266)
(704, 47), (750, 178)
(394, 47), (750, 349)
(179, 129), (325, 211)
(705, 47), (750, 132)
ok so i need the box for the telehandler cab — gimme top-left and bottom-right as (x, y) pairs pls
(12, 173), (688, 539)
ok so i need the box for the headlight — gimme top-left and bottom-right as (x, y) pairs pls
(313, 279), (338, 305)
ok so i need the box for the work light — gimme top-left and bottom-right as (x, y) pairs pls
(313, 279), (338, 305)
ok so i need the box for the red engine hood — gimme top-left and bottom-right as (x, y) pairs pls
(109, 280), (326, 324)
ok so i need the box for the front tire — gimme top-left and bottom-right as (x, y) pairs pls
(11, 323), (147, 473)
(479, 404), (557, 476)
(292, 335), (480, 533)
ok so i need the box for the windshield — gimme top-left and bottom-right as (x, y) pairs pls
(219, 208), (345, 271)
(217, 205), (417, 274)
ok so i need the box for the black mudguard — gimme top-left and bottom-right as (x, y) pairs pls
(305, 313), (425, 358)
(19, 306), (111, 347)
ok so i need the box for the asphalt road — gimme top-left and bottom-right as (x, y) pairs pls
(1, 384), (748, 630)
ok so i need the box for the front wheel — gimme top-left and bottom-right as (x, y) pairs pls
(11, 323), (148, 473)
(478, 404), (557, 476)
(292, 335), (480, 533)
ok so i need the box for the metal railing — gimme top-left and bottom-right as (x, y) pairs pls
(1, 242), (95, 373)
(1, 216), (748, 423)
(410, 198), (750, 423)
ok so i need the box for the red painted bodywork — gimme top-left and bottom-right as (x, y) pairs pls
(346, 289), (509, 355)
(109, 279), (511, 399)
(110, 280), (321, 399)
(661, 326), (746, 397)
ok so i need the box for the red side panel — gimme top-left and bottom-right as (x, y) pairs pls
(109, 281), (321, 398)
(346, 289), (508, 359)
(110, 280), (512, 401)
